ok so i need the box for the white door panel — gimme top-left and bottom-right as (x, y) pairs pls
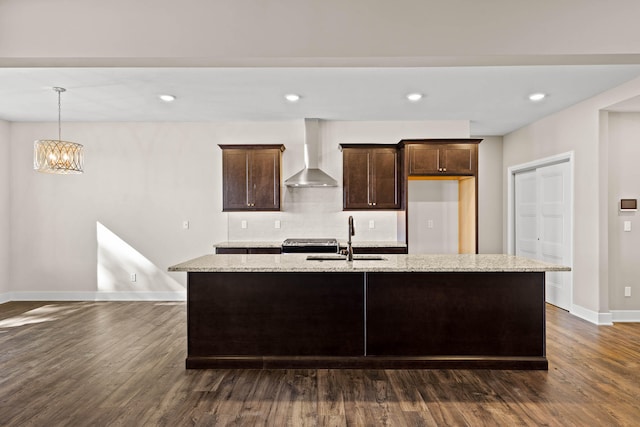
(515, 170), (539, 262)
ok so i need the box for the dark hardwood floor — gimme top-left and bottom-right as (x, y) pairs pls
(0, 301), (638, 426)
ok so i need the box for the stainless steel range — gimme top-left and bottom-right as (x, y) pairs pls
(281, 238), (340, 254)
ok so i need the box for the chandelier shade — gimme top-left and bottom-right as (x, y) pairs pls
(34, 140), (84, 174)
(33, 87), (84, 174)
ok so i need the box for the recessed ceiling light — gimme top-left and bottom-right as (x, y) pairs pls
(528, 93), (546, 102)
(159, 94), (176, 102)
(406, 93), (423, 102)
(284, 93), (301, 102)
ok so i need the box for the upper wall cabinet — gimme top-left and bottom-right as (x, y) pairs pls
(219, 144), (285, 211)
(403, 140), (481, 176)
(340, 144), (401, 210)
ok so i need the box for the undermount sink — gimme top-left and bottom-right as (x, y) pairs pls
(306, 255), (387, 261)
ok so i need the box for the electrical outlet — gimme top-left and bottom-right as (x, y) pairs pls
(182, 220), (189, 230)
(275, 220), (281, 229)
(369, 220), (375, 229)
(427, 219), (434, 229)
(625, 286), (631, 297)
(624, 221), (632, 232)
(241, 220), (247, 229)
(130, 273), (137, 282)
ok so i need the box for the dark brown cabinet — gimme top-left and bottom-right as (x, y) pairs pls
(188, 272), (365, 360)
(406, 142), (478, 176)
(219, 145), (285, 211)
(340, 145), (400, 210)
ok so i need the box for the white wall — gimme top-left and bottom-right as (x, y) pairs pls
(8, 119), (470, 298)
(2, 0), (640, 67)
(503, 75), (640, 320)
(0, 120), (9, 298)
(9, 122), (284, 297)
(477, 136), (504, 253)
(408, 181), (459, 254)
(607, 112), (640, 311)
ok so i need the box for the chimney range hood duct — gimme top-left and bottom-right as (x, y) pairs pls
(284, 118), (338, 187)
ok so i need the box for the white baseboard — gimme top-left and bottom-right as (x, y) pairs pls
(570, 304), (613, 325)
(0, 291), (186, 303)
(3, 294), (634, 323)
(610, 310), (640, 323)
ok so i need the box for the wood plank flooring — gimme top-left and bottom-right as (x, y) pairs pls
(0, 301), (638, 426)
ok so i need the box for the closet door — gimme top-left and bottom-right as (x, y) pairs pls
(515, 162), (572, 310)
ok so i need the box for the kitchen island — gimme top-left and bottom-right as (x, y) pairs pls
(169, 254), (569, 370)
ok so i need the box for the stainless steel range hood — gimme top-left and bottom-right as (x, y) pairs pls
(284, 118), (338, 187)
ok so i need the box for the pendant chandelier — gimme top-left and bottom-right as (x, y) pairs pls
(34, 87), (84, 174)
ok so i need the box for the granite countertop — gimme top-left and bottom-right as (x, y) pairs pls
(169, 253), (570, 273)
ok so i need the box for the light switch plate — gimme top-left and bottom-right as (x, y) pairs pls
(624, 286), (631, 297)
(624, 221), (632, 232)
(182, 220), (189, 230)
(241, 220), (247, 229)
(369, 220), (375, 229)
(275, 220), (281, 229)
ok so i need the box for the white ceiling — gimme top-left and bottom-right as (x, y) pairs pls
(2, 65), (640, 136)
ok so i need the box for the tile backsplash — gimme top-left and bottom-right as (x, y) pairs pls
(226, 186), (400, 242)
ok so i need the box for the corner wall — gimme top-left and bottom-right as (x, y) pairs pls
(607, 112), (640, 318)
(477, 136), (504, 253)
(503, 76), (640, 323)
(0, 120), (9, 300)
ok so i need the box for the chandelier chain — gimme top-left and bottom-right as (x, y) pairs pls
(53, 86), (66, 142)
(58, 88), (61, 141)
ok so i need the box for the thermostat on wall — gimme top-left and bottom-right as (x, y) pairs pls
(620, 199), (637, 211)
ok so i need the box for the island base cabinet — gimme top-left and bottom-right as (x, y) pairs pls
(185, 271), (547, 370)
(187, 272), (364, 364)
(366, 272), (545, 359)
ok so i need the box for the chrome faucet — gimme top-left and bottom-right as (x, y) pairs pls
(347, 215), (355, 261)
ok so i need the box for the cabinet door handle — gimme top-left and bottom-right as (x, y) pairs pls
(443, 168), (447, 172)
(373, 202), (377, 206)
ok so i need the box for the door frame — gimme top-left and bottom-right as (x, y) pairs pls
(507, 151), (574, 254)
(507, 151), (574, 308)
